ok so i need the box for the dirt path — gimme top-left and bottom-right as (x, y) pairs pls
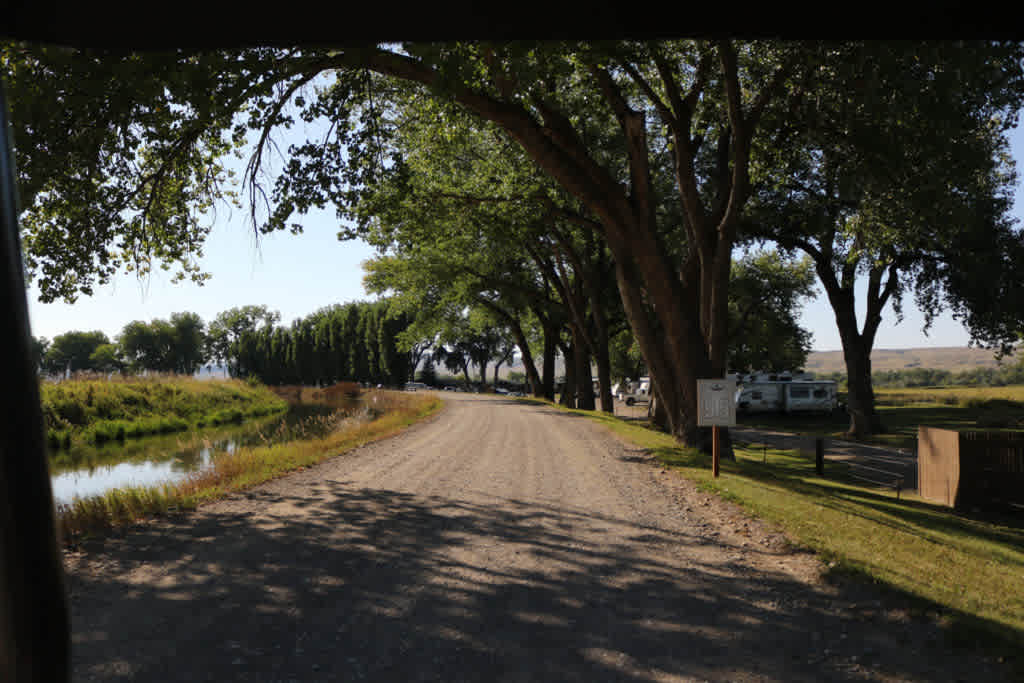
(64, 394), (1010, 682)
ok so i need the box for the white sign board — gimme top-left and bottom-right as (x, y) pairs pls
(697, 378), (737, 427)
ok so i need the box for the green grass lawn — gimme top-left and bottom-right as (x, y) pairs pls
(522, 397), (1024, 659)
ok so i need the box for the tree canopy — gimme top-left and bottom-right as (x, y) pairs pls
(41, 330), (109, 374)
(7, 40), (1024, 445)
(726, 250), (815, 374)
(741, 41), (1024, 435)
(117, 312), (206, 374)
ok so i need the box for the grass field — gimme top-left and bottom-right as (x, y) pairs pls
(56, 390), (442, 542)
(520, 397), (1024, 660)
(738, 385), (1024, 450)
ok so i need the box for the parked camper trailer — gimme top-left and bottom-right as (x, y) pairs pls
(734, 379), (840, 415)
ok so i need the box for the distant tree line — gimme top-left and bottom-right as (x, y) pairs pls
(813, 364), (1024, 389)
(34, 313), (206, 376)
(33, 300), (422, 386)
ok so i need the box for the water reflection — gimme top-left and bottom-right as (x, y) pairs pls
(50, 402), (354, 505)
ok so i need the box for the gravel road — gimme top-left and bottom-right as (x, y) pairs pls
(64, 393), (1012, 682)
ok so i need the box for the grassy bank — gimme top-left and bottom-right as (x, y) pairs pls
(56, 390), (442, 542)
(525, 398), (1024, 658)
(41, 375), (288, 448)
(738, 384), (1024, 450)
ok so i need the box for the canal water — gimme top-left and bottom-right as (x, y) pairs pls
(49, 402), (358, 505)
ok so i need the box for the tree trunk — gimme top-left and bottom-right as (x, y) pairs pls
(609, 244), (710, 445)
(478, 360), (489, 390)
(522, 354), (542, 396)
(581, 256), (614, 414)
(485, 304), (542, 397)
(842, 335), (883, 438)
(513, 334), (542, 397)
(650, 386), (669, 430)
(572, 325), (595, 411)
(819, 263), (885, 439)
(595, 330), (613, 414)
(559, 344), (576, 407)
(541, 320), (557, 401)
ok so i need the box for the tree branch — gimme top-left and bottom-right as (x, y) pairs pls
(716, 40), (746, 138)
(748, 57), (793, 130)
(244, 70), (322, 231)
(619, 60), (675, 127)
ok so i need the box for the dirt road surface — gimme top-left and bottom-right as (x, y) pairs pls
(64, 394), (1011, 682)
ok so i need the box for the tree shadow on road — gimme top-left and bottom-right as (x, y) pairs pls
(67, 482), (1015, 682)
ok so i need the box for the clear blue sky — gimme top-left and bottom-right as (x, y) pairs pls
(25, 111), (1024, 355)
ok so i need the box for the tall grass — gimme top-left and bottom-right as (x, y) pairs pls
(41, 375), (288, 448)
(56, 390), (441, 542)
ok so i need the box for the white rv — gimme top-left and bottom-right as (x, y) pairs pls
(734, 378), (840, 415)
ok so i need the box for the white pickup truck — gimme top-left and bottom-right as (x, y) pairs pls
(615, 377), (651, 406)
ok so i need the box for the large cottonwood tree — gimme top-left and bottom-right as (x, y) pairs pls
(742, 42), (1024, 437)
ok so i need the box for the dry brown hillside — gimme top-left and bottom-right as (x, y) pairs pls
(803, 346), (1019, 374)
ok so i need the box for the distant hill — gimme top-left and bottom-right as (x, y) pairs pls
(803, 346), (1019, 375)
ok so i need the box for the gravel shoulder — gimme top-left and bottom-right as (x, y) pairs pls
(64, 394), (1011, 682)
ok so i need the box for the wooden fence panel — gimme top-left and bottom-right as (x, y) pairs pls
(918, 426), (960, 507)
(919, 427), (1024, 511)
(957, 431), (1024, 510)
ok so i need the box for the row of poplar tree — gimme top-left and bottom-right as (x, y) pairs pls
(230, 301), (416, 387)
(36, 300), (420, 387)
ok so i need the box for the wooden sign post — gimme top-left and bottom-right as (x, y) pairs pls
(697, 379), (737, 479)
(712, 424), (721, 477)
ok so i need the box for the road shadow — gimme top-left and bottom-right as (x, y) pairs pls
(67, 482), (1017, 682)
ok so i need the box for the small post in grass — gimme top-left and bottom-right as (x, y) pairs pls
(697, 378), (737, 480)
(815, 437), (824, 475)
